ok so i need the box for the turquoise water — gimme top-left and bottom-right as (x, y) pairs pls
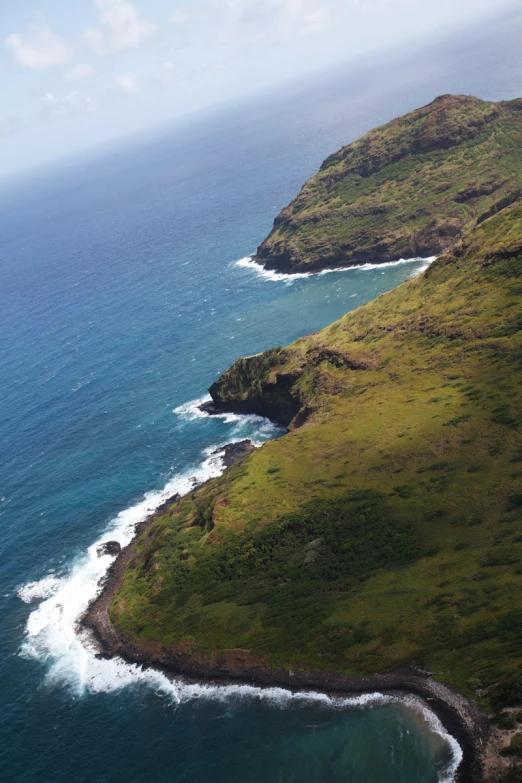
(2, 21), (522, 781)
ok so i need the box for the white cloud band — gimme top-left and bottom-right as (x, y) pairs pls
(5, 24), (73, 71)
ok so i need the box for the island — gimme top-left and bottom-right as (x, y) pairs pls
(83, 95), (522, 783)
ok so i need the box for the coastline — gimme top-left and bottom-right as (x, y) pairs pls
(80, 438), (489, 783)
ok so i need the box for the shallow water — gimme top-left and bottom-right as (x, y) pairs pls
(2, 24), (522, 781)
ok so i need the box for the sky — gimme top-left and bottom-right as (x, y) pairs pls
(0, 0), (516, 176)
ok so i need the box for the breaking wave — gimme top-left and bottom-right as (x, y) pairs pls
(173, 395), (280, 445)
(234, 255), (436, 283)
(18, 445), (232, 693)
(17, 395), (281, 697)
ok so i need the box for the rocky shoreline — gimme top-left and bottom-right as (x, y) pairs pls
(80, 441), (490, 783)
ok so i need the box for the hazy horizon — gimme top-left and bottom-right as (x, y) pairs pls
(1, 0), (520, 178)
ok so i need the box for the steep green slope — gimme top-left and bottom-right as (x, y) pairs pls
(113, 200), (522, 719)
(255, 95), (522, 273)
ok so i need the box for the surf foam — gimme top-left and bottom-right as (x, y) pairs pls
(173, 395), (281, 445)
(402, 695), (464, 783)
(18, 446), (231, 694)
(18, 574), (63, 604)
(18, 397), (280, 696)
(234, 255), (436, 283)
(234, 256), (314, 282)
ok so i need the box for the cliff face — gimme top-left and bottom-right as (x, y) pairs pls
(255, 95), (522, 273)
(208, 348), (303, 427)
(207, 345), (369, 428)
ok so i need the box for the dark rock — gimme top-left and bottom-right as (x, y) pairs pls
(212, 440), (255, 468)
(97, 541), (122, 557)
(153, 495), (181, 517)
(198, 400), (220, 415)
(208, 361), (303, 428)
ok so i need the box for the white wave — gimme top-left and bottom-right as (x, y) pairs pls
(344, 255), (437, 273)
(234, 256), (313, 283)
(408, 256), (438, 277)
(18, 575), (62, 604)
(177, 683), (392, 710)
(173, 394), (214, 421)
(18, 447), (231, 694)
(173, 394), (281, 445)
(234, 255), (436, 283)
(402, 695), (464, 783)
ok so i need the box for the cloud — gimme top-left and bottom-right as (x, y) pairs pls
(214, 0), (335, 41)
(64, 63), (95, 83)
(4, 23), (73, 71)
(83, 27), (104, 52)
(39, 91), (97, 122)
(84, 0), (156, 53)
(171, 10), (190, 24)
(115, 73), (141, 93)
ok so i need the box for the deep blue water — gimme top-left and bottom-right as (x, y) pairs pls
(1, 12), (522, 782)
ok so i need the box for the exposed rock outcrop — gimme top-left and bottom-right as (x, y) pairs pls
(97, 541), (122, 557)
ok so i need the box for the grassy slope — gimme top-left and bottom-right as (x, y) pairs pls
(256, 95), (522, 272)
(113, 200), (522, 712)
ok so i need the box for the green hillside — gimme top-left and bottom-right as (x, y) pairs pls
(255, 94), (522, 273)
(112, 199), (522, 719)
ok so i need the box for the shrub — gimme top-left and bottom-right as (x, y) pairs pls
(507, 495), (522, 511)
(495, 712), (517, 730)
(511, 734), (522, 756)
(161, 491), (422, 620)
(492, 405), (519, 430)
(467, 676), (482, 692)
(483, 551), (519, 567)
(490, 674), (522, 711)
(393, 485), (415, 498)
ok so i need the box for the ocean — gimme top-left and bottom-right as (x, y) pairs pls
(1, 12), (522, 781)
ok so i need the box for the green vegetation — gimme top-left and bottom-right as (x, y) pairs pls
(115, 490), (422, 662)
(256, 94), (522, 272)
(111, 107), (522, 778)
(113, 196), (522, 721)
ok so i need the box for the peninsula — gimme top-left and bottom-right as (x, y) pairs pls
(84, 95), (522, 783)
(256, 94), (522, 274)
